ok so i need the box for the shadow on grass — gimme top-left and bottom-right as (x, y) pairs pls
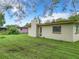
(6, 42), (57, 53)
(0, 36), (6, 39)
(6, 46), (25, 53)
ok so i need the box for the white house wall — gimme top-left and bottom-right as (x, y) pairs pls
(28, 20), (40, 37)
(28, 27), (32, 36)
(41, 25), (73, 42)
(28, 24), (37, 37)
(73, 25), (79, 42)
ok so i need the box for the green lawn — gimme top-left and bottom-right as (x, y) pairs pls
(0, 34), (79, 59)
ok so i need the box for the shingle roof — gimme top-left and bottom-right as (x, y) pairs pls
(27, 20), (79, 27)
(38, 20), (79, 26)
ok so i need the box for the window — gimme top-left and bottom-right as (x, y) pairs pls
(76, 25), (79, 34)
(21, 28), (22, 30)
(53, 25), (61, 34)
(40, 27), (42, 36)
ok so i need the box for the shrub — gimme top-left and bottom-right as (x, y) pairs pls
(6, 25), (20, 35)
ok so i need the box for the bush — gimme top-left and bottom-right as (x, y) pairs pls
(6, 25), (20, 35)
(0, 30), (7, 35)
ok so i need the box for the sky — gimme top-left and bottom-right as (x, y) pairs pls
(2, 0), (79, 27)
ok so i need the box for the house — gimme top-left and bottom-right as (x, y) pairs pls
(0, 27), (7, 31)
(28, 19), (79, 42)
(18, 27), (28, 33)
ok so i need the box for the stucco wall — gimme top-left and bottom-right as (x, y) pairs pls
(19, 28), (28, 33)
(73, 25), (79, 42)
(28, 27), (32, 36)
(28, 20), (40, 37)
(28, 24), (37, 37)
(41, 25), (73, 42)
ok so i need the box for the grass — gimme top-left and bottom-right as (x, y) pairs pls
(0, 34), (78, 59)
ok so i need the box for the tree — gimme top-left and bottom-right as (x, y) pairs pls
(45, 20), (51, 23)
(61, 0), (79, 15)
(0, 13), (5, 26)
(68, 15), (79, 21)
(0, 0), (78, 20)
(56, 15), (79, 22)
(6, 25), (19, 34)
(56, 18), (66, 22)
(0, 0), (60, 19)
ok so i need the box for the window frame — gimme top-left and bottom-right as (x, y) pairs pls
(40, 27), (42, 36)
(75, 24), (79, 34)
(52, 25), (61, 34)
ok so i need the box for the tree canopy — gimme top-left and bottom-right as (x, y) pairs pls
(0, 13), (5, 26)
(0, 0), (78, 18)
(0, 0), (78, 24)
(69, 15), (79, 21)
(6, 25), (20, 34)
